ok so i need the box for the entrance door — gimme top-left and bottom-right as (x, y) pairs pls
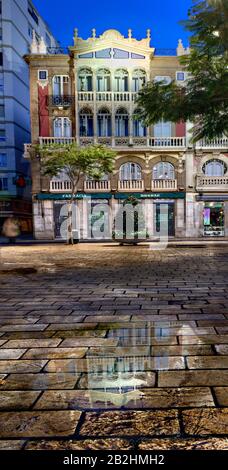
(87, 199), (110, 240)
(54, 202), (78, 239)
(155, 202), (175, 236)
(203, 202), (224, 236)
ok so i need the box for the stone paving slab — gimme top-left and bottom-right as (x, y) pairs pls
(0, 411), (81, 437)
(79, 410), (180, 436)
(0, 244), (228, 449)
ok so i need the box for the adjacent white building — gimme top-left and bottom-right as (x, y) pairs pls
(0, 0), (58, 233)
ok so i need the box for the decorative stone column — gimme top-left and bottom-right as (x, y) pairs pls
(175, 198), (185, 237)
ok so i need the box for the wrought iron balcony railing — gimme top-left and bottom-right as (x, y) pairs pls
(46, 46), (69, 55)
(48, 95), (74, 107)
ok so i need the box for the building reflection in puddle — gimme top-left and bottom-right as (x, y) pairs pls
(83, 324), (169, 408)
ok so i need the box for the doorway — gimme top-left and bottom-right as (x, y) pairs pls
(155, 202), (175, 237)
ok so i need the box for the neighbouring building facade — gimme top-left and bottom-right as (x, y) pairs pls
(24, 28), (228, 240)
(0, 0), (58, 235)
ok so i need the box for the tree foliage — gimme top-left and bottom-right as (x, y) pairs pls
(136, 0), (228, 142)
(37, 143), (116, 244)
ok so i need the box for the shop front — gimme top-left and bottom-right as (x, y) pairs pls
(114, 192), (185, 238)
(37, 192), (185, 241)
(196, 195), (228, 237)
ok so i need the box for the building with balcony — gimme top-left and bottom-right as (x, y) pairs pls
(0, 0), (58, 235)
(24, 28), (228, 240)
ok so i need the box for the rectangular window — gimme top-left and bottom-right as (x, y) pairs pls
(0, 52), (3, 66)
(95, 49), (111, 58)
(0, 2), (2, 15)
(0, 75), (3, 94)
(0, 129), (6, 141)
(176, 71), (186, 81)
(45, 33), (51, 47)
(0, 177), (8, 191)
(28, 2), (39, 25)
(38, 70), (48, 81)
(0, 153), (6, 167)
(28, 23), (33, 39)
(53, 75), (69, 95)
(154, 76), (171, 85)
(0, 104), (4, 117)
(0, 28), (2, 41)
(154, 121), (171, 138)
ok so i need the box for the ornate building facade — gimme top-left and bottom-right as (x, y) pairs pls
(24, 28), (228, 240)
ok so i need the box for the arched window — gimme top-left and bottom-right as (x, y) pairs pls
(78, 68), (93, 92)
(153, 162), (175, 179)
(203, 159), (227, 177)
(132, 69), (146, 92)
(133, 109), (146, 137)
(115, 108), (129, 137)
(114, 69), (128, 92)
(79, 108), (93, 136)
(52, 76), (69, 95)
(53, 117), (72, 138)
(96, 69), (111, 92)
(120, 162), (142, 181)
(97, 108), (111, 137)
(154, 121), (171, 138)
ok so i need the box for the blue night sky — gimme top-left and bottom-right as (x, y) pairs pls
(33, 0), (193, 49)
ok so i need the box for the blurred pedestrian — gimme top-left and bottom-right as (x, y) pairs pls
(2, 217), (20, 243)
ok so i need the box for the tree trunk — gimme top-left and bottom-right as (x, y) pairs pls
(67, 196), (74, 245)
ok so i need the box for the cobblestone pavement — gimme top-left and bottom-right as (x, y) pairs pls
(0, 243), (228, 450)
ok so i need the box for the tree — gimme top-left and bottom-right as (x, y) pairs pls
(38, 143), (116, 244)
(113, 195), (148, 244)
(136, 0), (228, 143)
